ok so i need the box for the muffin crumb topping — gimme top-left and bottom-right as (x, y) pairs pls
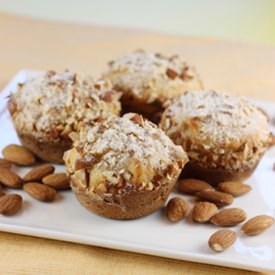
(9, 71), (121, 141)
(103, 50), (203, 104)
(64, 113), (188, 194)
(160, 90), (271, 170)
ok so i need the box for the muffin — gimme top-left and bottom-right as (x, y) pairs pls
(64, 113), (188, 219)
(103, 50), (203, 122)
(160, 90), (272, 184)
(8, 70), (121, 163)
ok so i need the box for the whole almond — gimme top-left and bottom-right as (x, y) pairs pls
(0, 158), (12, 169)
(23, 182), (56, 202)
(166, 197), (189, 222)
(0, 194), (22, 215)
(23, 165), (55, 182)
(193, 202), (218, 222)
(2, 144), (35, 166)
(195, 190), (233, 207)
(42, 173), (70, 190)
(241, 215), (275, 236)
(208, 229), (237, 252)
(0, 189), (6, 197)
(218, 181), (251, 197)
(178, 179), (214, 195)
(210, 208), (247, 226)
(0, 168), (22, 188)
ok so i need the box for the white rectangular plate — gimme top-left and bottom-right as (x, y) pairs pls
(0, 70), (275, 273)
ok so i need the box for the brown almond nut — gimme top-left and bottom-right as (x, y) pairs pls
(210, 208), (247, 226)
(42, 173), (70, 190)
(241, 215), (275, 236)
(23, 182), (56, 202)
(0, 194), (22, 215)
(192, 202), (218, 222)
(23, 165), (55, 182)
(129, 114), (145, 127)
(208, 229), (237, 252)
(166, 197), (189, 222)
(0, 158), (12, 169)
(0, 189), (6, 197)
(166, 68), (178, 79)
(195, 190), (233, 207)
(2, 144), (35, 166)
(178, 179), (214, 195)
(218, 181), (251, 197)
(0, 168), (22, 188)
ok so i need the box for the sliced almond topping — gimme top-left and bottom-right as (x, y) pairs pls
(166, 68), (178, 79)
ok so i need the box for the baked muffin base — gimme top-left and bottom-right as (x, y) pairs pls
(71, 177), (175, 220)
(181, 161), (260, 185)
(18, 132), (71, 163)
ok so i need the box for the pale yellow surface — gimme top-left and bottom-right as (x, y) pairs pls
(0, 13), (275, 274)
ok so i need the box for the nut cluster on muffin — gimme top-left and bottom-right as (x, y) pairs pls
(8, 70), (121, 163)
(64, 113), (188, 219)
(103, 49), (203, 121)
(160, 90), (272, 184)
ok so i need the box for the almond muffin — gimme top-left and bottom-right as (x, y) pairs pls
(160, 90), (272, 184)
(103, 50), (203, 122)
(8, 70), (121, 163)
(64, 113), (188, 219)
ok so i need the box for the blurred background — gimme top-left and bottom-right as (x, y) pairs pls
(0, 0), (274, 45)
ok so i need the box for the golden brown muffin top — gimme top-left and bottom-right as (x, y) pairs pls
(8, 70), (121, 141)
(160, 90), (271, 170)
(64, 113), (188, 194)
(103, 50), (203, 105)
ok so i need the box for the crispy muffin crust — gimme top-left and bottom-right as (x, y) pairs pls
(103, 50), (203, 119)
(8, 70), (121, 162)
(64, 113), (188, 219)
(160, 90), (271, 182)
